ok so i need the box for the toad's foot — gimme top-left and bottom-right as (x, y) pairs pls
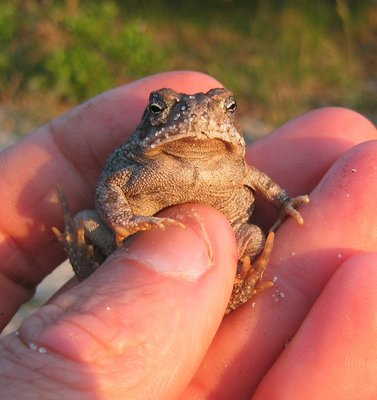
(52, 189), (103, 281)
(225, 232), (275, 314)
(270, 195), (310, 232)
(114, 216), (185, 247)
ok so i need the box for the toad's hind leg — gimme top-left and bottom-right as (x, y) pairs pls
(52, 189), (115, 281)
(226, 232), (275, 314)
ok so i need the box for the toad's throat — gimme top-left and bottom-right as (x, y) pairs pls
(154, 137), (240, 159)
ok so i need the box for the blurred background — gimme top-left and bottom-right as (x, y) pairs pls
(1, 0), (376, 147)
(1, 0), (376, 334)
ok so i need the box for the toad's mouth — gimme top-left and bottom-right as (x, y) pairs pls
(140, 115), (245, 151)
(140, 124), (245, 151)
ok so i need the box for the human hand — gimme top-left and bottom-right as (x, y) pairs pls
(0, 71), (376, 399)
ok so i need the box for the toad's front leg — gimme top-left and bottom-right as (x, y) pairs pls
(246, 165), (310, 230)
(96, 174), (184, 247)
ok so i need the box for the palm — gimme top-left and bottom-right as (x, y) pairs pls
(0, 72), (376, 399)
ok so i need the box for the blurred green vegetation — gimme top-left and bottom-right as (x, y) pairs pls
(0, 0), (376, 135)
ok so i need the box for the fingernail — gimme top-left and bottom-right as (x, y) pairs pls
(120, 206), (214, 280)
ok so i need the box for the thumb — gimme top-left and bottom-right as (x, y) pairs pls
(9, 204), (237, 399)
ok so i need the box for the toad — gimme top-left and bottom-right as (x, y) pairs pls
(54, 88), (309, 313)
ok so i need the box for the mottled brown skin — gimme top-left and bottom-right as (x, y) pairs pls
(55, 88), (309, 313)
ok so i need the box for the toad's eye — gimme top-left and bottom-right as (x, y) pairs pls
(225, 96), (237, 114)
(149, 96), (167, 115)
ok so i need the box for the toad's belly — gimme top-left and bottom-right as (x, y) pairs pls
(126, 182), (254, 225)
(123, 155), (253, 224)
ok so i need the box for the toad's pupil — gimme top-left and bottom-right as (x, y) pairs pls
(226, 100), (237, 113)
(150, 104), (163, 114)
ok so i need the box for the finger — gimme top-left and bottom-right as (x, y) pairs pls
(248, 107), (376, 192)
(182, 112), (377, 399)
(249, 107), (376, 231)
(1, 205), (237, 399)
(254, 252), (377, 399)
(0, 71), (221, 329)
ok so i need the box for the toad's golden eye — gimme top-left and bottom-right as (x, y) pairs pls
(150, 96), (167, 115)
(225, 96), (237, 113)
